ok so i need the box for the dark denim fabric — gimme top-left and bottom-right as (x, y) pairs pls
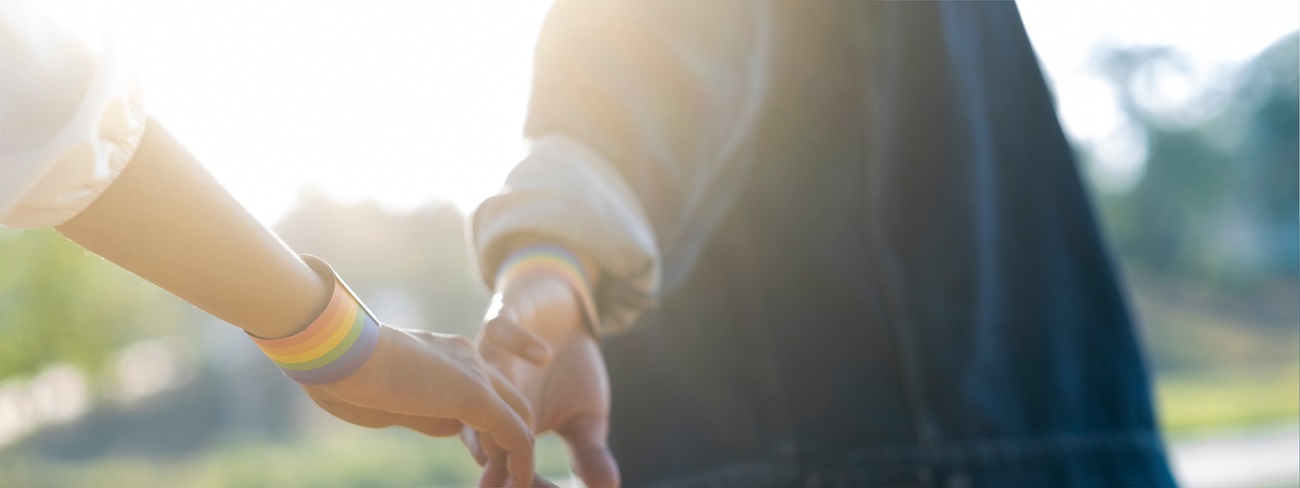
(527, 2), (1176, 486)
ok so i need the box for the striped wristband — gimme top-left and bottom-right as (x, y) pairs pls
(249, 255), (382, 385)
(496, 243), (600, 333)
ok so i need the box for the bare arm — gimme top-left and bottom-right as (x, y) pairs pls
(53, 118), (539, 485)
(56, 118), (327, 339)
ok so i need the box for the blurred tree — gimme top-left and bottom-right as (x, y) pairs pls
(0, 229), (187, 380)
(273, 190), (489, 337)
(1092, 32), (1299, 287)
(1237, 34), (1299, 277)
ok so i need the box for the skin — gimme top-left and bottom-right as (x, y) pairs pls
(465, 244), (620, 488)
(55, 118), (537, 487)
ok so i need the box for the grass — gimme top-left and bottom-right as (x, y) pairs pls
(1125, 269), (1300, 436)
(10, 363), (1296, 488)
(1, 429), (574, 488)
(1156, 363), (1300, 436)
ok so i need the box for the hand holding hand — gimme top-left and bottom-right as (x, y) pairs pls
(301, 325), (538, 487)
(467, 271), (620, 488)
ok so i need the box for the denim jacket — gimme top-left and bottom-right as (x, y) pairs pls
(471, 2), (1176, 486)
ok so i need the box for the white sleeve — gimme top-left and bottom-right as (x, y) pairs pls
(0, 0), (147, 228)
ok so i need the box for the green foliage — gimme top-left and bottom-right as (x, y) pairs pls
(1157, 364), (1300, 435)
(0, 229), (187, 379)
(1093, 34), (1300, 287)
(1088, 35), (1300, 439)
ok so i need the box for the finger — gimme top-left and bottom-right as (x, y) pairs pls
(460, 393), (525, 487)
(483, 371), (539, 488)
(481, 312), (552, 366)
(460, 425), (489, 466)
(478, 457), (510, 488)
(477, 435), (511, 488)
(483, 432), (536, 488)
(559, 415), (620, 488)
(478, 467), (555, 488)
(460, 395), (535, 487)
(489, 368), (534, 428)
(531, 473), (560, 488)
(479, 436), (552, 488)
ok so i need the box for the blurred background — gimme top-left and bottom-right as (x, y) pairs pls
(1, 1), (1296, 486)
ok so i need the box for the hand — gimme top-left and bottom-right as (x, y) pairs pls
(52, 121), (536, 485)
(465, 273), (620, 488)
(300, 325), (537, 487)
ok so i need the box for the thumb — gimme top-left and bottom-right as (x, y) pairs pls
(559, 414), (620, 488)
(481, 294), (553, 366)
(482, 315), (553, 366)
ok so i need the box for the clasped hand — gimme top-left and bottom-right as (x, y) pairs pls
(296, 277), (616, 488)
(298, 324), (540, 487)
(465, 272), (619, 488)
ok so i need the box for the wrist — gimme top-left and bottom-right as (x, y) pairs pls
(240, 257), (334, 339)
(248, 255), (382, 385)
(495, 243), (601, 337)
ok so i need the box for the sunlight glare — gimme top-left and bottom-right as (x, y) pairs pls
(40, 0), (551, 224)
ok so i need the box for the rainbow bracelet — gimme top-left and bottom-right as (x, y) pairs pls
(249, 255), (382, 385)
(496, 243), (600, 332)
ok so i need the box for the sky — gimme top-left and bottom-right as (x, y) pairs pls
(37, 0), (1300, 224)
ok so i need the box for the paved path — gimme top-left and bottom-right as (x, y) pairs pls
(1171, 425), (1299, 487)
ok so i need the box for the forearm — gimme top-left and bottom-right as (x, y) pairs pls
(56, 118), (329, 339)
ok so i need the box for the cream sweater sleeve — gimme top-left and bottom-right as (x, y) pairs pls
(470, 134), (662, 335)
(0, 0), (147, 228)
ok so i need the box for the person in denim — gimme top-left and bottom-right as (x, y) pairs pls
(467, 2), (1178, 486)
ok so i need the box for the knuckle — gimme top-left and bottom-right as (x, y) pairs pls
(448, 334), (476, 351)
(470, 381), (496, 404)
(479, 345), (503, 362)
(411, 329), (438, 344)
(510, 395), (534, 424)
